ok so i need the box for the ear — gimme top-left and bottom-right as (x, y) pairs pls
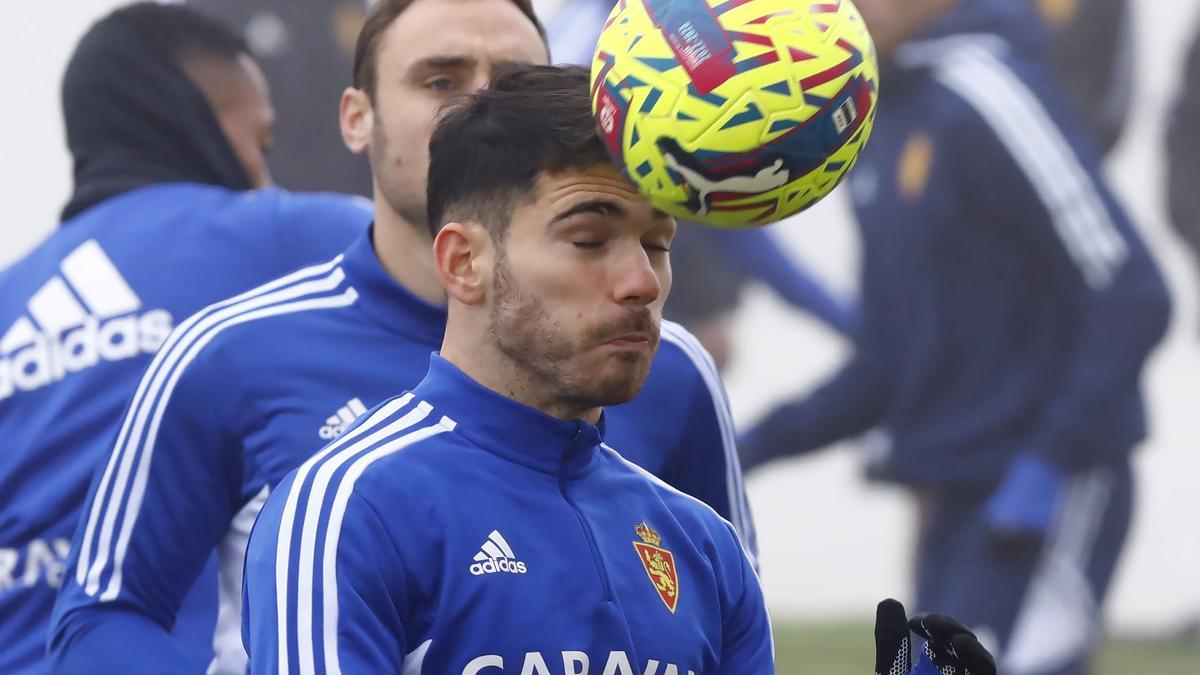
(433, 222), (492, 305)
(339, 87), (372, 155)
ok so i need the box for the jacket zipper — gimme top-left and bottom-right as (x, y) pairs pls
(558, 424), (615, 603)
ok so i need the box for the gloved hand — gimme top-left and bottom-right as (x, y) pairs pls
(874, 599), (996, 675)
(984, 453), (1067, 551)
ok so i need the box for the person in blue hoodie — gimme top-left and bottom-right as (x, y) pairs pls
(49, 1), (757, 673)
(242, 61), (996, 675)
(0, 4), (370, 674)
(740, 1), (1170, 673)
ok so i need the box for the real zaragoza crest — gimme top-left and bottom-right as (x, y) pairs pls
(632, 521), (679, 613)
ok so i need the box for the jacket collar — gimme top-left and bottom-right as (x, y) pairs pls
(413, 355), (604, 479)
(340, 226), (447, 346)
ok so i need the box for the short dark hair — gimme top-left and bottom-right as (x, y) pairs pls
(352, 0), (548, 97)
(105, 2), (249, 65)
(426, 63), (612, 238)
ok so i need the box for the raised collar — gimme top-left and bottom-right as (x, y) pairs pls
(412, 355), (605, 479)
(340, 225), (447, 346)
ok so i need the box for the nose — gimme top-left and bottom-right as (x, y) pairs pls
(612, 243), (663, 307)
(470, 70), (490, 93)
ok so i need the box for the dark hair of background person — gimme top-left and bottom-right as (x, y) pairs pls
(426, 63), (609, 239)
(60, 2), (254, 220)
(352, 0), (548, 98)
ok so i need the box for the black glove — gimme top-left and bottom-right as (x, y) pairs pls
(909, 611), (997, 675)
(874, 599), (996, 675)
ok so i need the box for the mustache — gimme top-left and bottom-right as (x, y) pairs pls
(593, 311), (660, 345)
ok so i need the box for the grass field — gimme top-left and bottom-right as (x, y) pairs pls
(773, 621), (1200, 674)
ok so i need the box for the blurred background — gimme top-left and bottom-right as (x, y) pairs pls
(2, 0), (1198, 672)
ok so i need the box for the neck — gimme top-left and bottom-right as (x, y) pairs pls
(440, 320), (602, 425)
(373, 194), (446, 305)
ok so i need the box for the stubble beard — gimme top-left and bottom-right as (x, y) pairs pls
(369, 118), (428, 232)
(488, 248), (657, 413)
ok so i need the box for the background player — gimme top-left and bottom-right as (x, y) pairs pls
(0, 4), (372, 673)
(740, 0), (1170, 673)
(50, 1), (755, 672)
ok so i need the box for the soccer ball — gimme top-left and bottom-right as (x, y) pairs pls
(590, 0), (879, 228)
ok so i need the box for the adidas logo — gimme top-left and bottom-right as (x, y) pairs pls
(0, 240), (173, 402)
(318, 397), (369, 440)
(469, 530), (528, 576)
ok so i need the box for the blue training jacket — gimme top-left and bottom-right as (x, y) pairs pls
(0, 184), (369, 674)
(49, 228), (756, 674)
(744, 0), (1170, 485)
(242, 354), (773, 675)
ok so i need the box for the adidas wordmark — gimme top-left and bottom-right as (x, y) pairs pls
(0, 240), (173, 401)
(469, 530), (528, 576)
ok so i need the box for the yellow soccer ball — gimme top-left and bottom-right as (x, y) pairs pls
(591, 0), (879, 228)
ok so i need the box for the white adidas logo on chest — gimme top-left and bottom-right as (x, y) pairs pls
(469, 530), (528, 575)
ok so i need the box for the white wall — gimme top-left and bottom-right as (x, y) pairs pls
(2, 0), (1198, 633)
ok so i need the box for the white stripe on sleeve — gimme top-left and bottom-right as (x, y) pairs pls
(319, 417), (456, 675)
(75, 255), (353, 600)
(273, 394), (418, 675)
(933, 44), (1128, 289)
(659, 321), (756, 563)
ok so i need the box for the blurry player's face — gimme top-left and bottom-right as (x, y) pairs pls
(186, 54), (275, 188)
(854, 0), (961, 58)
(488, 164), (676, 410)
(350, 0), (548, 230)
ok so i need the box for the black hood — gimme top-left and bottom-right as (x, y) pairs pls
(60, 9), (251, 221)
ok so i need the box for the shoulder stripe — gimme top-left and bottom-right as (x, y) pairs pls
(319, 417), (456, 674)
(273, 394), (416, 675)
(270, 395), (455, 675)
(75, 255), (356, 601)
(934, 43), (1128, 288)
(659, 320), (757, 563)
(297, 402), (434, 673)
(102, 288), (361, 601)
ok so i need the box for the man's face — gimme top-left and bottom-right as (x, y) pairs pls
(487, 163), (676, 411)
(187, 54), (275, 188)
(367, 0), (548, 228)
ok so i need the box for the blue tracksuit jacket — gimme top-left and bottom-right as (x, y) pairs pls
(744, 0), (1170, 485)
(242, 355), (773, 675)
(0, 184), (369, 674)
(50, 229), (755, 674)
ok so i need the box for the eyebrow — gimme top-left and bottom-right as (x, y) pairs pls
(550, 199), (628, 225)
(409, 55), (478, 72)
